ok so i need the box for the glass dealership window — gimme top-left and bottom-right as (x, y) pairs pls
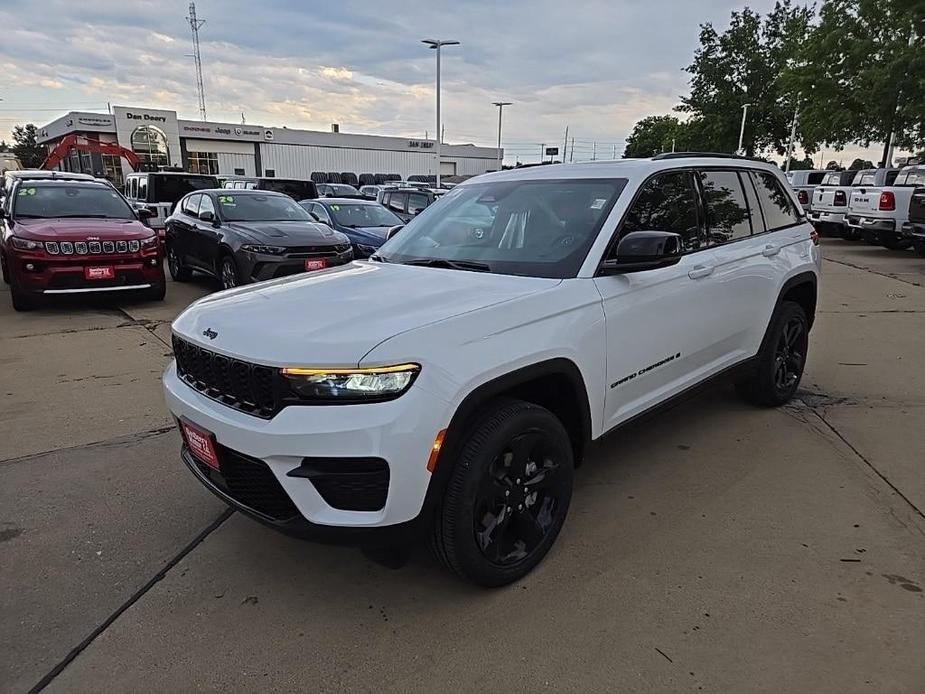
(130, 125), (170, 167)
(188, 151), (219, 175)
(101, 154), (124, 188)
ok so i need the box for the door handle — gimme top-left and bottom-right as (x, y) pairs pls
(688, 265), (714, 280)
(762, 244), (781, 257)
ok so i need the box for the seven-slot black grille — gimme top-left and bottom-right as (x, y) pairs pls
(194, 446), (300, 520)
(172, 335), (279, 418)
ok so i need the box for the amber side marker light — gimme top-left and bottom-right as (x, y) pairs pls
(427, 429), (447, 473)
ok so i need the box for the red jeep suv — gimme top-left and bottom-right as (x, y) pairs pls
(1, 175), (165, 311)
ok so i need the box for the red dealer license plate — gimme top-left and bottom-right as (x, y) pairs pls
(84, 266), (115, 280)
(181, 419), (221, 470)
(304, 258), (327, 271)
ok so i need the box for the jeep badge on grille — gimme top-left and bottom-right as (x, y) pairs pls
(202, 328), (218, 340)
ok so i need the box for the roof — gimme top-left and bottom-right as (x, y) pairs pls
(465, 155), (783, 186)
(312, 197), (377, 204)
(4, 170), (96, 181)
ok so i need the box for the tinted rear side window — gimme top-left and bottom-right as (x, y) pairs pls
(699, 170), (752, 244)
(807, 172), (825, 185)
(152, 176), (216, 203)
(752, 172), (800, 230)
(621, 171), (703, 252)
(259, 180), (317, 200)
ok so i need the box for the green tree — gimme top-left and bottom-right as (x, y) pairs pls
(678, 1), (815, 156)
(825, 160), (841, 170)
(849, 158), (875, 169)
(787, 0), (925, 164)
(782, 156), (817, 170)
(623, 115), (692, 158)
(11, 124), (46, 168)
(0, 140), (8, 152)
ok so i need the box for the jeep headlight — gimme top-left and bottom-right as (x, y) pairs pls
(281, 363), (419, 401)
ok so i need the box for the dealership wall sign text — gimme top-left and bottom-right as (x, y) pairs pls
(125, 112), (168, 123)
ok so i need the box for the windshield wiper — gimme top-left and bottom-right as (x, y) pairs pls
(399, 258), (491, 272)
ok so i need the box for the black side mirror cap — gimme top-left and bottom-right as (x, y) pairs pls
(386, 225), (404, 240)
(199, 210), (216, 223)
(137, 207), (155, 220)
(599, 230), (684, 275)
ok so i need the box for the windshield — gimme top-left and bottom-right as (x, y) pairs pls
(14, 184), (135, 219)
(259, 179), (317, 199)
(217, 194), (313, 222)
(376, 178), (627, 279)
(327, 203), (402, 227)
(152, 175), (216, 203)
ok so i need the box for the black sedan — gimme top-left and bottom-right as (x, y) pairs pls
(165, 189), (353, 290)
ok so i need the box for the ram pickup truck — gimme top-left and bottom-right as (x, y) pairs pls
(809, 170), (859, 238)
(786, 169), (827, 214)
(844, 167), (914, 248)
(902, 179), (925, 257)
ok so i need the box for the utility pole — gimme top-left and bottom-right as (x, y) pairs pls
(784, 96), (800, 173)
(570, 137), (575, 162)
(592, 141), (596, 161)
(737, 103), (752, 155)
(540, 143), (545, 163)
(612, 144), (616, 160)
(492, 101), (511, 171)
(187, 2), (207, 121)
(422, 39), (460, 189)
(563, 126), (569, 164)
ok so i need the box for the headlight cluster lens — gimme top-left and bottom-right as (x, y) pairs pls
(140, 235), (159, 248)
(241, 244), (286, 255)
(281, 363), (419, 401)
(11, 237), (44, 251)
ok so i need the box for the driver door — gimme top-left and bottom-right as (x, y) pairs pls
(593, 170), (725, 431)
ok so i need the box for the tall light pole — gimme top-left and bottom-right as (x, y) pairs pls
(492, 101), (512, 171)
(737, 103), (752, 155)
(422, 39), (459, 189)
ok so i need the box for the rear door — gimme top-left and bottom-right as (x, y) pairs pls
(191, 194), (221, 269)
(179, 194), (203, 267)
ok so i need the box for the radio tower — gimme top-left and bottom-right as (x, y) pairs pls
(187, 2), (207, 121)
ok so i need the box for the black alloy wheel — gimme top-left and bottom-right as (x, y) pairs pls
(220, 254), (239, 290)
(773, 314), (807, 396)
(432, 399), (574, 587)
(736, 300), (809, 407)
(167, 243), (191, 282)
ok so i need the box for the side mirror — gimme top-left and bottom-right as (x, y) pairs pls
(136, 208), (155, 224)
(599, 231), (683, 274)
(386, 225), (404, 240)
(199, 210), (216, 223)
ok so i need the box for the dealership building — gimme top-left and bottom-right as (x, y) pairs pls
(37, 106), (501, 187)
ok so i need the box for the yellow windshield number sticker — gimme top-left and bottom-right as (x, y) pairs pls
(18, 187), (36, 196)
(218, 195), (236, 206)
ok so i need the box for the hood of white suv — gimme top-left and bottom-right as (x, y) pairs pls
(172, 261), (560, 366)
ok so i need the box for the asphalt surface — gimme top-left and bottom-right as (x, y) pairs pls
(1, 240), (923, 693)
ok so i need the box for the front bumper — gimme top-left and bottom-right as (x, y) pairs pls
(10, 251), (164, 295)
(809, 210), (846, 225)
(239, 248), (354, 282)
(163, 362), (452, 540)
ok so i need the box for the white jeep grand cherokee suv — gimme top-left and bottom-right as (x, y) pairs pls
(164, 154), (821, 586)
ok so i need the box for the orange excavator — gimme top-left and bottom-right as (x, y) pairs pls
(41, 134), (142, 171)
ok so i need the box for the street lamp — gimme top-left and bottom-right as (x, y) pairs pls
(492, 101), (512, 171)
(737, 103), (752, 155)
(422, 39), (460, 189)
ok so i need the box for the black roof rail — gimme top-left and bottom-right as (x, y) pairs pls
(652, 152), (764, 162)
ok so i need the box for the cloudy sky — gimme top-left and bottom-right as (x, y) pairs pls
(0, 0), (889, 164)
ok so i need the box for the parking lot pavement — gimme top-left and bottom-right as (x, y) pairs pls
(2, 243), (924, 693)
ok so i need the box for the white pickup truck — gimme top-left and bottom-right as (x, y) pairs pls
(844, 167), (918, 248)
(808, 170), (859, 238)
(786, 169), (827, 214)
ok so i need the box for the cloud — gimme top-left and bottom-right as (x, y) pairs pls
(0, 0), (852, 162)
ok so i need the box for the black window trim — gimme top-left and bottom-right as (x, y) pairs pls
(595, 164), (806, 275)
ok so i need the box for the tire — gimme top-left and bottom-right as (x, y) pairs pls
(10, 279), (37, 312)
(735, 300), (809, 407)
(839, 225), (859, 241)
(142, 282), (166, 302)
(913, 240), (925, 258)
(218, 252), (241, 290)
(862, 230), (880, 245)
(1, 252), (9, 285)
(431, 398), (574, 587)
(166, 243), (192, 282)
(881, 235), (911, 251)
